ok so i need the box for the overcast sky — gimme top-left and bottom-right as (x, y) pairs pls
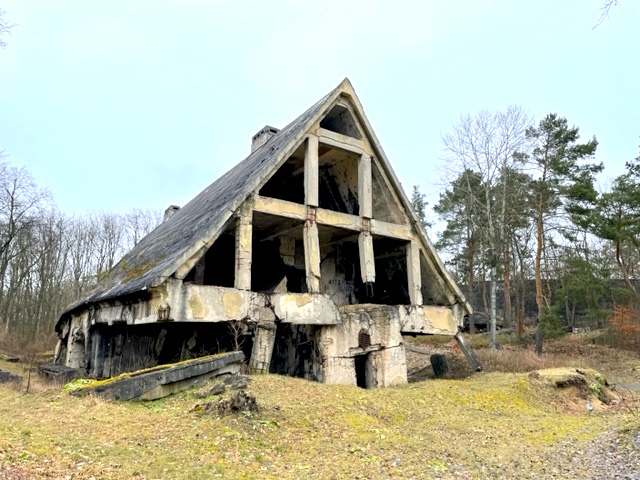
(1, 1), (638, 231)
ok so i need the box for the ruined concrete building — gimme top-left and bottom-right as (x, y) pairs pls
(54, 79), (472, 388)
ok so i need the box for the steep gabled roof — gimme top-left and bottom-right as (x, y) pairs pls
(63, 79), (470, 317)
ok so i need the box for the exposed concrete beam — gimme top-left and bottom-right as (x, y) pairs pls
(253, 195), (306, 221)
(254, 195), (416, 242)
(305, 135), (319, 207)
(358, 231), (376, 283)
(406, 241), (423, 305)
(317, 128), (365, 155)
(358, 153), (372, 219)
(370, 218), (414, 240)
(316, 208), (361, 232)
(304, 209), (321, 292)
(234, 202), (252, 290)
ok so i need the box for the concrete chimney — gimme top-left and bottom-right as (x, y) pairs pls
(164, 205), (180, 222)
(251, 125), (279, 152)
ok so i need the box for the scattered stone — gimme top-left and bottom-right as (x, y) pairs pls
(0, 369), (22, 384)
(209, 382), (226, 395)
(223, 374), (249, 390)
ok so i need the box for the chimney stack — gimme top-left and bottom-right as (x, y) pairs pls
(164, 205), (180, 222)
(251, 125), (279, 152)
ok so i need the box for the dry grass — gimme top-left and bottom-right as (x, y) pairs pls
(0, 333), (639, 479)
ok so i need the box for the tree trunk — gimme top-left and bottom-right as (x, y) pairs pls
(481, 267), (489, 317)
(503, 244), (512, 329)
(467, 233), (475, 334)
(489, 264), (497, 348)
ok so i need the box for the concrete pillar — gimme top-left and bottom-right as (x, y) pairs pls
(358, 231), (376, 283)
(358, 153), (372, 218)
(66, 326), (85, 369)
(304, 135), (319, 207)
(235, 202), (252, 290)
(303, 213), (321, 293)
(406, 241), (423, 305)
(249, 323), (277, 374)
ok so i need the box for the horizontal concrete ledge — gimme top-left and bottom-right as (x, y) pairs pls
(72, 351), (245, 401)
(339, 304), (459, 335)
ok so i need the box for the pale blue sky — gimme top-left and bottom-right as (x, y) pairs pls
(1, 1), (638, 229)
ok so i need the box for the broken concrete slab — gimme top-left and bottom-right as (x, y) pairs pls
(72, 351), (244, 401)
(39, 363), (77, 383)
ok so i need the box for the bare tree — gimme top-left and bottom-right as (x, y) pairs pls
(0, 8), (13, 48)
(442, 106), (531, 347)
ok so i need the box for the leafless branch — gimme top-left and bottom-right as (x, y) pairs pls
(593, 0), (619, 29)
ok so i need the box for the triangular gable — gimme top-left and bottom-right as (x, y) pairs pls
(62, 78), (470, 318)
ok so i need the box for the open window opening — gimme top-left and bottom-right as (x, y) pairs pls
(367, 237), (410, 305)
(258, 144), (305, 204)
(320, 105), (363, 140)
(251, 212), (306, 293)
(270, 324), (320, 381)
(318, 145), (359, 215)
(419, 250), (446, 306)
(371, 161), (408, 224)
(184, 225), (235, 287)
(318, 224), (362, 306)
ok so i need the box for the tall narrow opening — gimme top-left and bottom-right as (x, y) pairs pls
(318, 144), (359, 215)
(368, 237), (410, 305)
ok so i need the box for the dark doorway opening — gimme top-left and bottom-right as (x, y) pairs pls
(354, 354), (368, 388)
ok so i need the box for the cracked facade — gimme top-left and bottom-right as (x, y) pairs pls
(54, 79), (472, 388)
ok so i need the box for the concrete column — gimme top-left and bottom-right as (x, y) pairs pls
(234, 202), (252, 290)
(249, 323), (277, 374)
(406, 241), (423, 305)
(304, 213), (321, 292)
(358, 231), (376, 283)
(65, 324), (86, 369)
(304, 135), (319, 207)
(358, 153), (372, 218)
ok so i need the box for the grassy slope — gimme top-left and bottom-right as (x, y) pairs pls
(0, 364), (632, 479)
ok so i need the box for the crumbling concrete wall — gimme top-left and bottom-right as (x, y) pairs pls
(319, 304), (407, 387)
